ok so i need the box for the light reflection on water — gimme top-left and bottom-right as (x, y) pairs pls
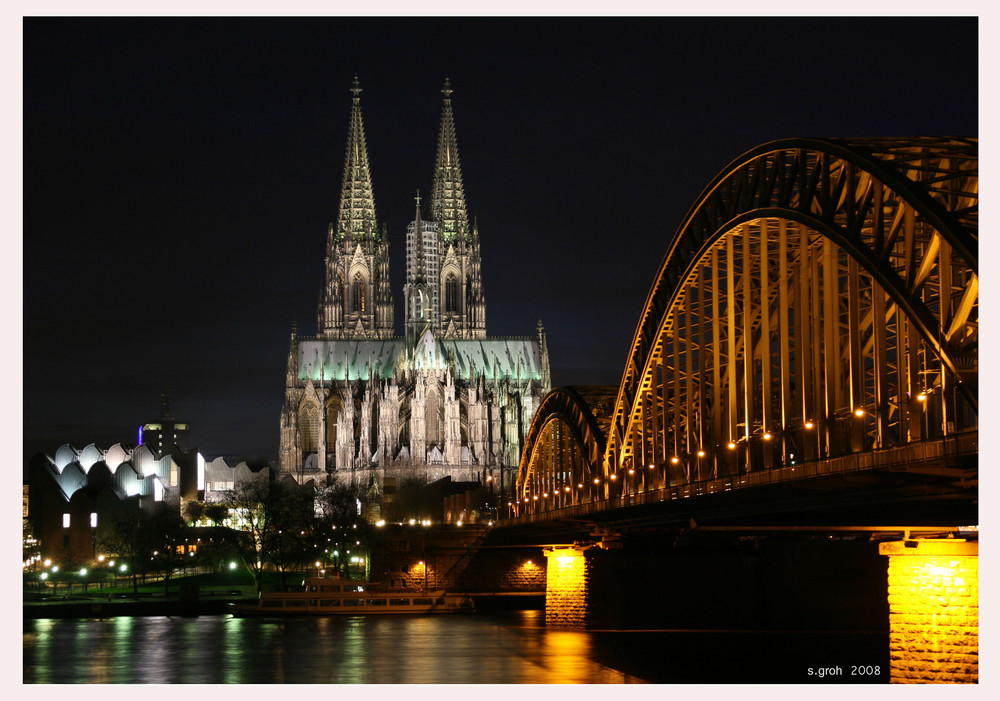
(23, 611), (640, 684)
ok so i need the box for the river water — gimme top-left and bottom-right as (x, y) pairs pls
(23, 611), (889, 684)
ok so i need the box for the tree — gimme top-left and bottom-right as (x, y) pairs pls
(145, 504), (189, 596)
(315, 481), (372, 577)
(97, 498), (146, 594)
(263, 479), (315, 588)
(204, 503), (229, 525)
(181, 500), (205, 524)
(222, 477), (276, 593)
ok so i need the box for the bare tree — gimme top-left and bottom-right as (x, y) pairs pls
(222, 477), (275, 593)
(145, 504), (189, 596)
(315, 481), (371, 577)
(97, 500), (146, 594)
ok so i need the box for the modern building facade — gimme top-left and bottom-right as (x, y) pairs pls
(279, 78), (550, 508)
(25, 439), (272, 564)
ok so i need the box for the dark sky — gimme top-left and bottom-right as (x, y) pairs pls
(22, 16), (979, 465)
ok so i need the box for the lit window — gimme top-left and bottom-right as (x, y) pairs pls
(63, 514), (70, 528)
(90, 513), (98, 528)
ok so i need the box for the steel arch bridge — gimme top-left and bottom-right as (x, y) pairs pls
(517, 137), (977, 513)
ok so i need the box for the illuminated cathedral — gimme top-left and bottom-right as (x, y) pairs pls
(278, 78), (550, 503)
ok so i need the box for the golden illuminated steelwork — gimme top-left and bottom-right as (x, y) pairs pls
(610, 137), (977, 482)
(518, 138), (977, 512)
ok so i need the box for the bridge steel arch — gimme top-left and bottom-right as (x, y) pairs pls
(520, 137), (977, 508)
(517, 386), (616, 510)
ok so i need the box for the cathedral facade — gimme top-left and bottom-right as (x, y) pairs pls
(278, 78), (550, 507)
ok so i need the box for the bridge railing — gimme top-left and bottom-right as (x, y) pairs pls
(506, 432), (977, 525)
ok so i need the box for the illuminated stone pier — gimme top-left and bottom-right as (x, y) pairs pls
(879, 539), (978, 683)
(543, 546), (590, 628)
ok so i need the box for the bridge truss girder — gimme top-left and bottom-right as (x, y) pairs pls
(519, 138), (977, 508)
(610, 138), (977, 487)
(517, 386), (615, 508)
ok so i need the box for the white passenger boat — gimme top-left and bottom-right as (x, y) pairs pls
(229, 575), (474, 616)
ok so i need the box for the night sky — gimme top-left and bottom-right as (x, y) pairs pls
(21, 16), (979, 466)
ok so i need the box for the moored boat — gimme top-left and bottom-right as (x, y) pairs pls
(229, 575), (474, 616)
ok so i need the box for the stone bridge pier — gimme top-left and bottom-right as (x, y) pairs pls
(541, 533), (978, 684)
(879, 539), (978, 683)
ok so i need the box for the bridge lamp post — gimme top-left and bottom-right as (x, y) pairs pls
(801, 420), (817, 462)
(592, 477), (600, 502)
(668, 456), (680, 487)
(915, 392), (929, 442)
(696, 450), (706, 481)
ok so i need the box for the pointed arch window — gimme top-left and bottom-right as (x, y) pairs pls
(352, 273), (366, 313)
(299, 402), (320, 453)
(444, 274), (459, 313)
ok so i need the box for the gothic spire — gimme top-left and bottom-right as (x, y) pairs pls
(335, 75), (378, 242)
(285, 323), (299, 390)
(431, 77), (470, 244)
(413, 190), (426, 284)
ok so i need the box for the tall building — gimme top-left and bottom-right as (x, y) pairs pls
(279, 78), (550, 509)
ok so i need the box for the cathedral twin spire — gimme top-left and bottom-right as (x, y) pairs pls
(431, 77), (470, 245)
(319, 76), (486, 342)
(335, 76), (378, 243)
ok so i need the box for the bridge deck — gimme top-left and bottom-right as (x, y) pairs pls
(497, 433), (977, 544)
